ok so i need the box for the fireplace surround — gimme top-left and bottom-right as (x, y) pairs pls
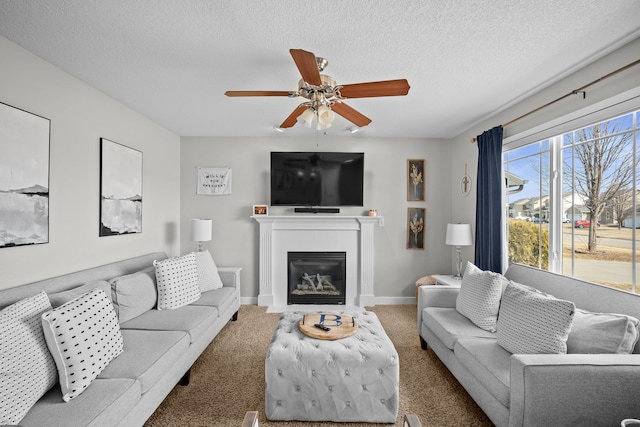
(252, 215), (382, 311)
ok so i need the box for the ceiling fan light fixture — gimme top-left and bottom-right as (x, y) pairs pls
(316, 104), (335, 129)
(297, 107), (316, 128)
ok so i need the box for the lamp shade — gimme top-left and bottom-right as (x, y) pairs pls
(445, 223), (472, 246)
(191, 219), (212, 242)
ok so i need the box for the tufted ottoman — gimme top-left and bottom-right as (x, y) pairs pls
(265, 311), (399, 423)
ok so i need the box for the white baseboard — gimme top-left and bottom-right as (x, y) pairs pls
(240, 296), (258, 305)
(373, 296), (416, 305)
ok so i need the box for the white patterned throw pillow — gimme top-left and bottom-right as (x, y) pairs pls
(193, 250), (224, 291)
(0, 292), (58, 424)
(154, 253), (201, 309)
(41, 288), (123, 402)
(456, 262), (504, 332)
(497, 281), (575, 354)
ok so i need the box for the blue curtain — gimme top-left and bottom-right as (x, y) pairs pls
(474, 125), (503, 273)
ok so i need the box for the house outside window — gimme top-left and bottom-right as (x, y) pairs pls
(503, 109), (640, 294)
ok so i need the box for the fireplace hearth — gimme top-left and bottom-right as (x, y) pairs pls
(288, 252), (346, 305)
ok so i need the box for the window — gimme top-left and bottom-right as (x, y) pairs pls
(504, 109), (640, 293)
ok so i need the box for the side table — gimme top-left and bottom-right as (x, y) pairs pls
(431, 274), (462, 287)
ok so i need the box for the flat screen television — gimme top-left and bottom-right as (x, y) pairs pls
(270, 152), (364, 207)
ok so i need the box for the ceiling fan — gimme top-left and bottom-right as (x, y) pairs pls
(225, 49), (410, 130)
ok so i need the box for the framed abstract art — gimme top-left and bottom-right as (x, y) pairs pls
(100, 138), (143, 236)
(0, 102), (50, 248)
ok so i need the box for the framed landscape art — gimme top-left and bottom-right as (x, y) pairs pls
(0, 102), (50, 248)
(100, 138), (143, 236)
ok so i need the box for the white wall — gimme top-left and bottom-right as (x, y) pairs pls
(449, 37), (640, 270)
(0, 36), (181, 289)
(180, 136), (452, 303)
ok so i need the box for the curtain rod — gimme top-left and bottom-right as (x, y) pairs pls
(470, 58), (640, 143)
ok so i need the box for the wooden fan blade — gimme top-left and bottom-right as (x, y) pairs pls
(331, 102), (372, 127)
(290, 49), (322, 86)
(280, 105), (308, 128)
(225, 91), (293, 97)
(338, 79), (410, 98)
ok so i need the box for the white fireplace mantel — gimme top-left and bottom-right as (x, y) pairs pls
(252, 215), (382, 311)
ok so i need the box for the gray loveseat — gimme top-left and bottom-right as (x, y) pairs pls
(0, 252), (240, 427)
(418, 263), (640, 427)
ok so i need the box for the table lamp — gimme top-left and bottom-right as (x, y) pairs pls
(191, 219), (212, 252)
(445, 223), (473, 279)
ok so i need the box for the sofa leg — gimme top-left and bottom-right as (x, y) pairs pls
(420, 336), (428, 350)
(232, 310), (239, 321)
(179, 368), (191, 386)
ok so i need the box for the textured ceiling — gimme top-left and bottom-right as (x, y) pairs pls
(1, 0), (639, 139)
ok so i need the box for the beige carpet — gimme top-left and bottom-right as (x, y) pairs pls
(145, 305), (493, 427)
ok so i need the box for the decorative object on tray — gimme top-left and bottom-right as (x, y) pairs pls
(197, 166), (232, 195)
(407, 159), (425, 201)
(0, 102), (50, 248)
(100, 138), (142, 236)
(299, 312), (358, 340)
(407, 207), (425, 249)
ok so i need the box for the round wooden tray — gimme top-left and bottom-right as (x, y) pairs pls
(299, 313), (358, 340)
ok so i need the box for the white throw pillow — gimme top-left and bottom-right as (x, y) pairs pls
(567, 309), (640, 354)
(497, 281), (575, 354)
(0, 292), (58, 424)
(193, 250), (224, 291)
(110, 266), (157, 323)
(456, 262), (504, 332)
(154, 253), (201, 309)
(41, 288), (123, 402)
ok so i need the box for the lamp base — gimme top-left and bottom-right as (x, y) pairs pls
(454, 246), (463, 279)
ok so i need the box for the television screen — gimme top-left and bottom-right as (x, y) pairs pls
(270, 152), (364, 207)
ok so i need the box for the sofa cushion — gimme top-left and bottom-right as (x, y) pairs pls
(20, 378), (140, 427)
(497, 282), (575, 354)
(154, 253), (201, 310)
(120, 305), (218, 343)
(98, 329), (189, 393)
(194, 250), (224, 291)
(456, 262), (504, 332)
(48, 280), (112, 308)
(567, 309), (640, 354)
(455, 338), (512, 407)
(109, 266), (157, 323)
(41, 289), (123, 401)
(422, 307), (496, 350)
(190, 286), (236, 309)
(0, 291), (57, 425)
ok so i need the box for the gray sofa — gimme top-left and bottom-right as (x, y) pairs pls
(418, 263), (640, 427)
(0, 252), (241, 427)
